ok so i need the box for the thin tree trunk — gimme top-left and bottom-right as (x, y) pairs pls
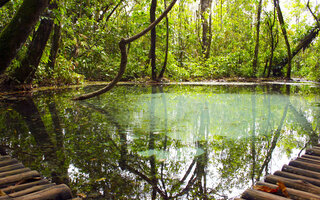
(47, 22), (61, 72)
(274, 0), (292, 79)
(200, 0), (213, 58)
(158, 0), (169, 80)
(72, 0), (178, 100)
(252, 0), (263, 77)
(10, 18), (53, 84)
(150, 0), (157, 81)
(0, 0), (50, 74)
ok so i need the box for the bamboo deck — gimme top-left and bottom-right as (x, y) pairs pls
(0, 154), (75, 200)
(236, 144), (320, 200)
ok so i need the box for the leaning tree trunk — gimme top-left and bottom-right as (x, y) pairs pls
(271, 25), (319, 72)
(150, 0), (157, 81)
(0, 0), (50, 74)
(47, 22), (61, 73)
(10, 18), (53, 84)
(252, 0), (263, 77)
(274, 0), (292, 79)
(72, 0), (178, 100)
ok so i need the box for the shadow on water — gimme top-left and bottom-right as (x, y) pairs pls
(0, 84), (319, 199)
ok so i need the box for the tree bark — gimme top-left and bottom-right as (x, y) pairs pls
(10, 18), (53, 84)
(150, 0), (157, 81)
(0, 0), (50, 74)
(158, 0), (169, 80)
(272, 26), (319, 70)
(47, 22), (61, 72)
(72, 0), (178, 100)
(200, 0), (213, 58)
(274, 0), (292, 79)
(252, 0), (263, 77)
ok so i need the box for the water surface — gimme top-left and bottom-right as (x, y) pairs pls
(0, 84), (319, 199)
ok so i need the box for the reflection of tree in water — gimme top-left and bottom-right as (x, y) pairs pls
(0, 85), (319, 199)
(1, 95), (69, 185)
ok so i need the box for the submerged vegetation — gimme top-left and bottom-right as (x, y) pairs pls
(0, 0), (319, 90)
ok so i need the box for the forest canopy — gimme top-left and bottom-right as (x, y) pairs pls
(0, 0), (319, 89)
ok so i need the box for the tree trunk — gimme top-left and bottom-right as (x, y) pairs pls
(10, 18), (53, 84)
(150, 0), (157, 81)
(0, 0), (50, 74)
(200, 0), (213, 58)
(272, 26), (319, 71)
(252, 0), (263, 77)
(158, 0), (169, 80)
(47, 22), (61, 72)
(274, 0), (292, 79)
(72, 0), (178, 100)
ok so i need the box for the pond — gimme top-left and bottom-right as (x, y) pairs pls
(0, 83), (320, 199)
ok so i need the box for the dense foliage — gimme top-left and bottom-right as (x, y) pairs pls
(0, 0), (319, 86)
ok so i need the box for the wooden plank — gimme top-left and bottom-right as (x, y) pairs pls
(0, 168), (31, 178)
(0, 156), (11, 162)
(264, 174), (320, 195)
(13, 184), (72, 200)
(0, 159), (18, 168)
(282, 164), (320, 180)
(242, 188), (289, 200)
(256, 181), (320, 200)
(289, 160), (320, 173)
(0, 170), (40, 187)
(0, 163), (24, 173)
(0, 183), (56, 199)
(2, 179), (49, 194)
(302, 154), (320, 161)
(297, 157), (320, 165)
(274, 170), (320, 187)
(306, 148), (320, 157)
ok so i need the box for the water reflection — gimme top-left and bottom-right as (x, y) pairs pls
(0, 84), (319, 199)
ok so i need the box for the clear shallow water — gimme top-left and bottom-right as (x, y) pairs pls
(0, 84), (319, 199)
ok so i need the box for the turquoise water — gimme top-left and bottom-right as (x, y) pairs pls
(0, 84), (319, 199)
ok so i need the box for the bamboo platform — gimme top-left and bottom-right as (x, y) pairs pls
(0, 154), (75, 200)
(236, 144), (320, 200)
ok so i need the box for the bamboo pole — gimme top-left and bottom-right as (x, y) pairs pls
(0, 167), (30, 178)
